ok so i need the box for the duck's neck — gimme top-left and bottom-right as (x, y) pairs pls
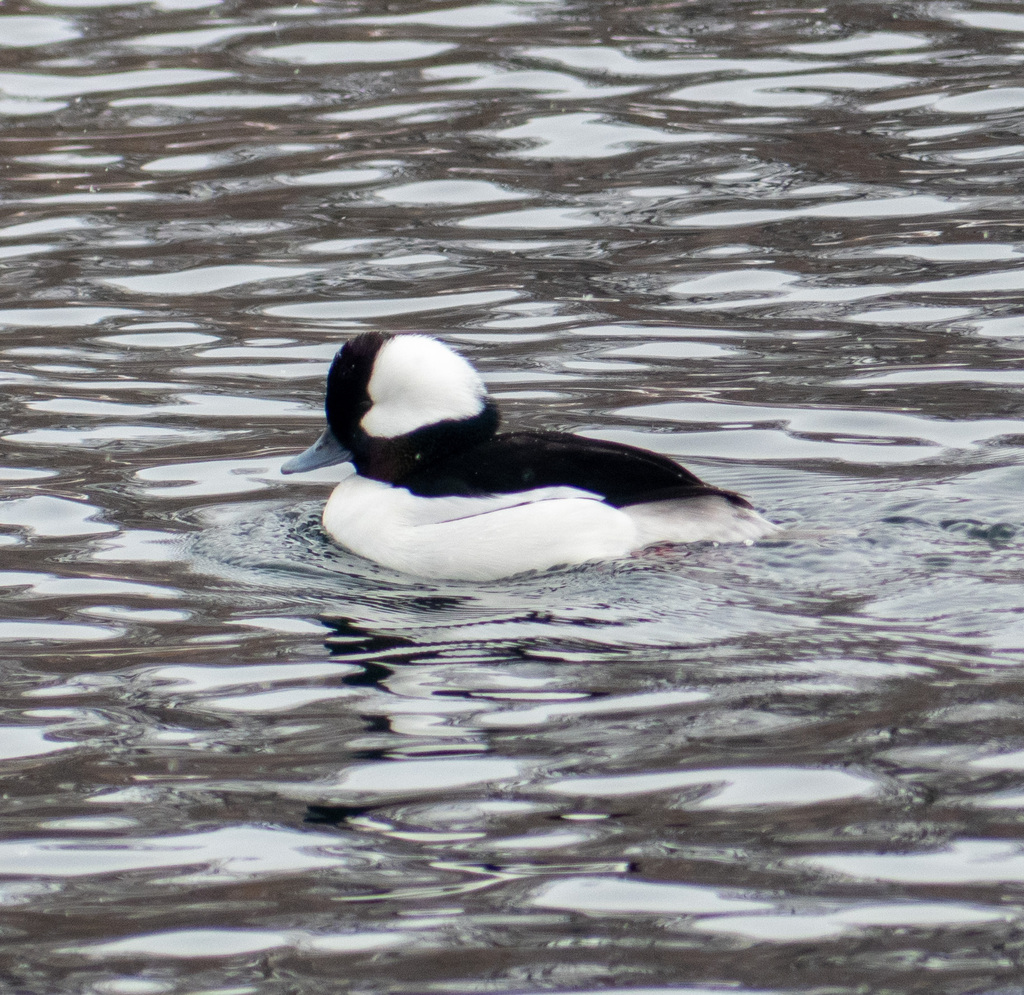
(352, 401), (500, 483)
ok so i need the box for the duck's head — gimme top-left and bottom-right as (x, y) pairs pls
(281, 331), (499, 481)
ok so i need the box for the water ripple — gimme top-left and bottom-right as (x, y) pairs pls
(4, 1), (1024, 992)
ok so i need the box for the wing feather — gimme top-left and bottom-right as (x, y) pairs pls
(399, 431), (751, 509)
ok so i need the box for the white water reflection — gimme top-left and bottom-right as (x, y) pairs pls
(663, 258), (1024, 314)
(0, 621), (121, 642)
(91, 530), (182, 563)
(17, 191), (159, 204)
(0, 68), (230, 100)
(670, 70), (911, 108)
(484, 112), (720, 159)
(695, 902), (1012, 941)
(29, 393), (312, 420)
(8, 425), (218, 447)
(0, 16), (81, 47)
(133, 458), (297, 498)
(545, 766), (878, 808)
(131, 24), (278, 49)
(0, 825), (351, 881)
(615, 399), (1024, 454)
(79, 927), (411, 959)
(113, 93), (310, 109)
(147, 661), (357, 693)
(847, 305), (975, 324)
(938, 88), (1024, 114)
(102, 330), (218, 348)
(257, 41), (456, 65)
(0, 98), (67, 116)
(200, 687), (356, 713)
(947, 10), (1024, 32)
(0, 217), (91, 239)
(103, 264), (317, 295)
(0, 307), (139, 327)
(873, 243), (1022, 261)
(267, 289), (519, 320)
(477, 690), (708, 729)
(598, 425), (931, 464)
(426, 63), (640, 99)
(533, 877), (771, 915)
(673, 193), (965, 227)
(602, 341), (734, 360)
(0, 468), (56, 481)
(0, 573), (176, 599)
(0, 496), (115, 537)
(291, 757), (522, 803)
(323, 101), (451, 121)
(141, 153), (234, 173)
(528, 47), (819, 78)
(459, 207), (598, 230)
(806, 841), (1024, 885)
(788, 32), (931, 55)
(279, 165), (394, 187)
(377, 179), (528, 205)
(35, 0), (220, 7)
(19, 153), (121, 167)
(0, 726), (75, 761)
(351, 3), (537, 28)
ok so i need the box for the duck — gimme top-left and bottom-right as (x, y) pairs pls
(281, 331), (777, 580)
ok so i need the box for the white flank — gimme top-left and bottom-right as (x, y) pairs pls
(321, 479), (778, 580)
(361, 335), (486, 438)
(322, 477), (636, 580)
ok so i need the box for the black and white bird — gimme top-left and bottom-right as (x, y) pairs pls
(282, 332), (777, 579)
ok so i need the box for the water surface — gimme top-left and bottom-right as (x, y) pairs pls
(3, 1), (1024, 993)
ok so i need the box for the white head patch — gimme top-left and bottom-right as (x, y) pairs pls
(361, 335), (487, 438)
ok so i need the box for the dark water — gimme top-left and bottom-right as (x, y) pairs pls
(3, 0), (1024, 992)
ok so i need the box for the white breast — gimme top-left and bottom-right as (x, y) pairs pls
(321, 476), (638, 580)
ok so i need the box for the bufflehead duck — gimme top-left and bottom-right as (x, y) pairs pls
(282, 332), (776, 580)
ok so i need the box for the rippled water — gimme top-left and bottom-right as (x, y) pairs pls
(4, 1), (1024, 992)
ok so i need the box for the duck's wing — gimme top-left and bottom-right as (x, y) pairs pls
(399, 431), (752, 509)
(403, 485), (605, 527)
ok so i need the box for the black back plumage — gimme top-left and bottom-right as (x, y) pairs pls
(398, 430), (752, 509)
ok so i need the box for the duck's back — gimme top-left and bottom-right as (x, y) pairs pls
(396, 430), (751, 508)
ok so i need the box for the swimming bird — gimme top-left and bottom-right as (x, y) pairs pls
(282, 332), (776, 580)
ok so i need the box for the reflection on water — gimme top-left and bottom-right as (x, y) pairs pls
(3, 0), (1024, 992)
